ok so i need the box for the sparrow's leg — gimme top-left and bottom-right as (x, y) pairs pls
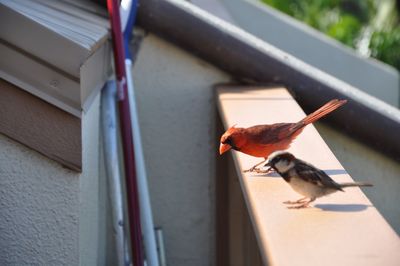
(283, 197), (308, 204)
(243, 158), (267, 173)
(287, 197), (316, 209)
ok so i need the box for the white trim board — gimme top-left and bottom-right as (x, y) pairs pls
(0, 0), (111, 117)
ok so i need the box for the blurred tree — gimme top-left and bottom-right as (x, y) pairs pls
(370, 28), (400, 70)
(327, 15), (361, 47)
(261, 0), (399, 71)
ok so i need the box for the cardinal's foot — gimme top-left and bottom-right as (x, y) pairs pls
(244, 167), (274, 174)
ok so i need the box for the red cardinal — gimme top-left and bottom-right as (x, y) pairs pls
(219, 99), (347, 172)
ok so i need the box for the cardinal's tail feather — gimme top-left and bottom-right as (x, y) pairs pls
(339, 182), (373, 188)
(300, 99), (347, 125)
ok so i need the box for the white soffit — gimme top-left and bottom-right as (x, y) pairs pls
(0, 0), (110, 117)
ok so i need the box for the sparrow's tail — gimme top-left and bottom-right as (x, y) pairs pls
(300, 99), (347, 125)
(339, 182), (373, 188)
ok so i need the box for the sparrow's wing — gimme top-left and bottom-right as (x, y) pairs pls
(295, 159), (343, 191)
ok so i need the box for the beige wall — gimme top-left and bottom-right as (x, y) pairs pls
(132, 34), (230, 266)
(0, 134), (80, 265)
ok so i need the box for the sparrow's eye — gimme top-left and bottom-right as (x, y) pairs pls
(271, 156), (281, 165)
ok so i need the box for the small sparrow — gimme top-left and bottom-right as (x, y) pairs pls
(219, 99), (347, 173)
(265, 151), (373, 209)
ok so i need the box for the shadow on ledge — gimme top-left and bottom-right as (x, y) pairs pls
(314, 203), (372, 212)
(252, 169), (347, 178)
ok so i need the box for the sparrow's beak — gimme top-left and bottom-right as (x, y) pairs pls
(219, 143), (231, 155)
(264, 161), (272, 172)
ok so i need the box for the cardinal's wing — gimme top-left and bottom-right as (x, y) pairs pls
(245, 123), (299, 145)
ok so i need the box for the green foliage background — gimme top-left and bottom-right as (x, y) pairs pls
(261, 0), (400, 71)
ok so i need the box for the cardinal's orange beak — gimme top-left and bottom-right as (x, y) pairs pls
(219, 143), (231, 155)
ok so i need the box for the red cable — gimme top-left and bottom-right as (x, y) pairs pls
(106, 0), (143, 265)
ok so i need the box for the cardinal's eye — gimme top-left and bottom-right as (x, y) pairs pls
(223, 137), (232, 145)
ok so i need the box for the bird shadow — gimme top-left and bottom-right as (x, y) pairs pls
(323, 169), (348, 175)
(314, 203), (372, 212)
(222, 97), (293, 101)
(247, 168), (347, 177)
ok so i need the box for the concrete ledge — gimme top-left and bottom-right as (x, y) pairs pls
(217, 86), (400, 265)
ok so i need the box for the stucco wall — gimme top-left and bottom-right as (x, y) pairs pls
(0, 95), (101, 265)
(0, 135), (80, 265)
(131, 34), (230, 266)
